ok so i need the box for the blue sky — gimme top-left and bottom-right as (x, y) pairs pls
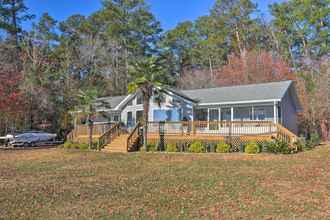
(24, 0), (283, 31)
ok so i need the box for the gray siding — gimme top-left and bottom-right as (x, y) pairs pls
(281, 90), (298, 134)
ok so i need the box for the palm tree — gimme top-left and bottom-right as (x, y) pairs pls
(76, 88), (98, 149)
(128, 57), (166, 151)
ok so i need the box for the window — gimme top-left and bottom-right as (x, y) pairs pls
(209, 109), (219, 130)
(137, 95), (143, 105)
(194, 109), (208, 121)
(153, 110), (167, 122)
(127, 112), (133, 126)
(234, 107), (252, 121)
(254, 106), (273, 121)
(153, 109), (181, 122)
(113, 115), (119, 122)
(136, 111), (143, 123)
(221, 108), (231, 121)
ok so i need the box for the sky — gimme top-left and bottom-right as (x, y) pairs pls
(24, 0), (283, 31)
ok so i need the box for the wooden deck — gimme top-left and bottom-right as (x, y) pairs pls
(67, 121), (298, 151)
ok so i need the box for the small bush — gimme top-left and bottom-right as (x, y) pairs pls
(294, 138), (306, 152)
(189, 141), (205, 153)
(166, 143), (177, 152)
(310, 132), (320, 146)
(265, 139), (294, 154)
(63, 142), (90, 150)
(79, 143), (89, 150)
(63, 141), (72, 149)
(216, 142), (231, 153)
(147, 144), (157, 152)
(245, 142), (260, 154)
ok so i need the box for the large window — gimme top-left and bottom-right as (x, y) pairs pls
(113, 115), (120, 122)
(136, 95), (143, 105)
(136, 111), (143, 123)
(194, 109), (208, 121)
(234, 107), (252, 121)
(153, 108), (181, 122)
(221, 108), (231, 121)
(209, 109), (219, 130)
(127, 112), (133, 126)
(254, 106), (273, 121)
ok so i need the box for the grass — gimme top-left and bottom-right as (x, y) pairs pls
(1, 144), (330, 219)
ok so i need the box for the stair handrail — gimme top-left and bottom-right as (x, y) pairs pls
(98, 123), (121, 150)
(127, 122), (142, 152)
(275, 123), (298, 144)
(67, 130), (75, 142)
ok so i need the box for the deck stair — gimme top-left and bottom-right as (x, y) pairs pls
(103, 134), (129, 153)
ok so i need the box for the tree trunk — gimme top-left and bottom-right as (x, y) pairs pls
(208, 56), (214, 82)
(10, 0), (20, 70)
(142, 88), (150, 151)
(88, 123), (93, 150)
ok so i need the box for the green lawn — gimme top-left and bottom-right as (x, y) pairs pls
(1, 145), (330, 219)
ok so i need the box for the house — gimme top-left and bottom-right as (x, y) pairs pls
(90, 80), (301, 135)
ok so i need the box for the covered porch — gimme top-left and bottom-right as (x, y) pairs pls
(192, 101), (281, 124)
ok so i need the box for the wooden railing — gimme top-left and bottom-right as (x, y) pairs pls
(67, 130), (74, 142)
(127, 122), (142, 152)
(74, 123), (113, 136)
(67, 123), (113, 142)
(147, 121), (298, 145)
(98, 123), (121, 150)
(147, 121), (276, 136)
(275, 123), (298, 144)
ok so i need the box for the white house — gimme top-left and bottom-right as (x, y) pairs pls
(91, 80), (302, 134)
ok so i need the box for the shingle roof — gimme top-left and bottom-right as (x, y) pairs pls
(181, 80), (293, 104)
(95, 81), (296, 111)
(94, 95), (127, 110)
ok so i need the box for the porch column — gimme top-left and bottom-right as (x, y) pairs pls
(207, 108), (210, 129)
(251, 106), (255, 120)
(230, 107), (234, 121)
(218, 108), (221, 122)
(273, 101), (277, 124)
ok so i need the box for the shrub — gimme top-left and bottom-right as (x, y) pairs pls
(293, 138), (306, 152)
(147, 144), (157, 152)
(63, 141), (72, 149)
(63, 142), (89, 150)
(166, 143), (177, 152)
(245, 142), (260, 154)
(216, 142), (231, 153)
(265, 139), (294, 154)
(189, 141), (205, 153)
(310, 132), (320, 146)
(79, 143), (89, 150)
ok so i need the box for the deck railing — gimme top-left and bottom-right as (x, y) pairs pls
(127, 122), (142, 152)
(147, 121), (297, 145)
(147, 121), (276, 136)
(98, 123), (121, 150)
(67, 123), (113, 142)
(275, 123), (298, 144)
